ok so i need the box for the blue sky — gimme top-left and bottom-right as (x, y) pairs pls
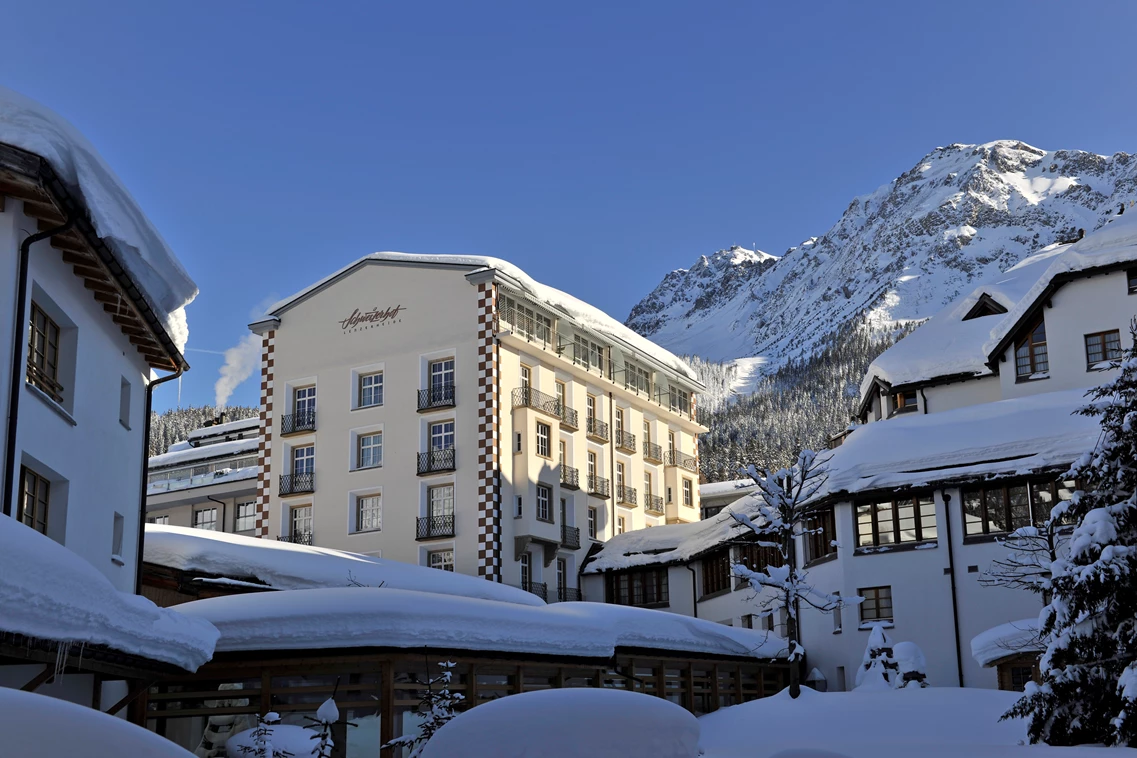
(3, 1), (1136, 412)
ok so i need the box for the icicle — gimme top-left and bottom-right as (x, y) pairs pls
(53, 641), (72, 680)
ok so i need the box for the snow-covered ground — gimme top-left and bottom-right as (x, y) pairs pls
(729, 356), (769, 396)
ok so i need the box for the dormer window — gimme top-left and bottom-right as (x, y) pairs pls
(962, 293), (1008, 321)
(1015, 317), (1049, 380)
(891, 390), (918, 415)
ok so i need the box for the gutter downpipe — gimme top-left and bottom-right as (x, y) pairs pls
(686, 563), (698, 618)
(942, 491), (965, 686)
(920, 387), (929, 414)
(2, 215), (75, 520)
(206, 494), (227, 533)
(135, 366), (183, 593)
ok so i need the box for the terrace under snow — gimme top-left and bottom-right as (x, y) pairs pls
(970, 618), (1043, 667)
(0, 518), (217, 672)
(699, 478), (759, 500)
(262, 252), (701, 385)
(0, 85), (197, 352)
(149, 436), (259, 469)
(144, 525), (545, 606)
(175, 587), (784, 660)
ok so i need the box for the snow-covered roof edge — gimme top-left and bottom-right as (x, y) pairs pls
(970, 618), (1042, 667)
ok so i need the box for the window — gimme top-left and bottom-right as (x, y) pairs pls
(1085, 330), (1122, 370)
(111, 512), (124, 558)
(148, 515), (169, 526)
(892, 390), (917, 415)
(119, 377), (132, 429)
(359, 372), (383, 407)
(666, 486), (673, 504)
(555, 381), (566, 411)
(643, 420), (651, 445)
(194, 507), (218, 531)
(290, 505), (312, 539)
(644, 471), (653, 497)
(293, 445), (315, 474)
(1129, 268), (1137, 295)
(536, 422), (551, 458)
(294, 385), (317, 415)
(429, 485), (455, 518)
(235, 502), (257, 532)
(536, 484), (553, 522)
(616, 462), (625, 489)
(668, 431), (676, 454)
(520, 365), (531, 390)
(430, 421), (455, 451)
(833, 592), (843, 633)
(669, 386), (690, 416)
(589, 341), (603, 370)
(804, 507), (838, 563)
(573, 334), (589, 366)
(1015, 318), (1049, 378)
(558, 440), (566, 466)
(586, 395), (596, 421)
(429, 549), (454, 572)
(702, 549), (732, 596)
(962, 479), (1075, 537)
(556, 557), (567, 595)
(515, 432), (522, 453)
(617, 516), (626, 534)
(358, 432), (383, 469)
(606, 568), (669, 607)
(1009, 666), (1036, 692)
(736, 542), (783, 577)
(587, 451), (597, 479)
(682, 479), (693, 507)
(27, 303), (62, 402)
(357, 494), (382, 532)
(588, 507), (597, 539)
(519, 552), (535, 590)
(515, 495), (523, 518)
(430, 358), (455, 391)
(614, 408), (624, 435)
(855, 495), (936, 548)
(18, 466), (50, 535)
(859, 586), (893, 623)
(626, 363), (650, 394)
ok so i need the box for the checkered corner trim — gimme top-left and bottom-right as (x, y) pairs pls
(475, 283), (502, 580)
(254, 330), (275, 539)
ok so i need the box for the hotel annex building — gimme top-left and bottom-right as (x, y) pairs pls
(248, 253), (707, 598)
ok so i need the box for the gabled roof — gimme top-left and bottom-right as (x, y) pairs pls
(961, 293), (1008, 321)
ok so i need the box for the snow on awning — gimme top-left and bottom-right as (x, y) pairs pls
(971, 618), (1042, 667)
(144, 525), (546, 607)
(0, 518), (217, 672)
(175, 587), (786, 661)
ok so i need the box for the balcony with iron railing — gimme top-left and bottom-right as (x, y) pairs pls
(557, 586), (582, 602)
(418, 448), (456, 475)
(515, 581), (548, 601)
(417, 514), (455, 540)
(278, 531), (313, 546)
(561, 524), (581, 550)
(585, 417), (609, 443)
(616, 485), (638, 507)
(559, 404), (578, 430)
(279, 472), (314, 495)
(26, 362), (64, 404)
(643, 441), (663, 463)
(587, 474), (610, 499)
(418, 383), (456, 412)
(281, 409), (316, 436)
(664, 449), (699, 473)
(615, 429), (636, 453)
(645, 494), (665, 515)
(560, 465), (580, 490)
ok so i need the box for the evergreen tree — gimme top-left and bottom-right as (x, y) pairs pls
(383, 661), (464, 757)
(148, 404), (258, 455)
(855, 623), (898, 690)
(1008, 324), (1137, 745)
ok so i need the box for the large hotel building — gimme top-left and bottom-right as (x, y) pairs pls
(248, 253), (706, 599)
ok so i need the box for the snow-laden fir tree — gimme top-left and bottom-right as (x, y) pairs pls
(855, 623), (898, 690)
(1007, 323), (1137, 745)
(236, 712), (285, 758)
(382, 661), (463, 757)
(730, 450), (858, 698)
(311, 698), (338, 758)
(892, 641), (929, 689)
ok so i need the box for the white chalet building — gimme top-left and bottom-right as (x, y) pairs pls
(248, 253), (707, 600)
(584, 212), (1137, 692)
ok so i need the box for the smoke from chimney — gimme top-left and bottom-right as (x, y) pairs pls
(214, 333), (261, 408)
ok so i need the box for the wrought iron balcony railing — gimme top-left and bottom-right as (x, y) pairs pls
(26, 362), (64, 404)
(417, 514), (455, 540)
(561, 524), (581, 550)
(664, 449), (699, 473)
(418, 448), (456, 475)
(587, 474), (610, 498)
(616, 485), (638, 507)
(615, 430), (636, 453)
(559, 404), (579, 430)
(281, 410), (316, 436)
(279, 472), (314, 495)
(560, 465), (580, 490)
(645, 494), (665, 515)
(418, 383), (456, 411)
(277, 531), (313, 546)
(585, 417), (609, 442)
(516, 581), (548, 601)
(643, 441), (663, 463)
(557, 586), (582, 602)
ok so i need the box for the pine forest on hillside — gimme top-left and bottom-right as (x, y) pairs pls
(148, 405), (259, 456)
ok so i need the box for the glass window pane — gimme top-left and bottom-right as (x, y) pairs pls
(875, 502), (895, 544)
(985, 489), (1007, 532)
(856, 505), (874, 547)
(1008, 486), (1030, 530)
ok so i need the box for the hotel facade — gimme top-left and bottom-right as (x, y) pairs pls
(248, 254), (707, 599)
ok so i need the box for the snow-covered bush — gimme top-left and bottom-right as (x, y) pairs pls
(1008, 322), (1137, 745)
(383, 661), (464, 757)
(892, 641), (928, 689)
(854, 623), (898, 690)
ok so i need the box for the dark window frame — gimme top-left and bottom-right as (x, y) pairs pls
(854, 495), (937, 550)
(701, 549), (732, 597)
(606, 567), (670, 608)
(27, 302), (63, 403)
(858, 585), (893, 623)
(1014, 316), (1049, 379)
(1084, 329), (1122, 371)
(735, 541), (783, 589)
(961, 478), (1074, 538)
(18, 466), (50, 535)
(1128, 268), (1137, 295)
(804, 506), (838, 564)
(536, 484), (553, 523)
(891, 390), (918, 415)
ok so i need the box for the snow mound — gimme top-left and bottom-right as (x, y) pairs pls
(0, 85), (197, 352)
(175, 587), (785, 660)
(0, 517), (217, 671)
(970, 618), (1042, 667)
(0, 688), (197, 758)
(422, 688), (700, 758)
(144, 525), (545, 606)
(226, 723), (319, 757)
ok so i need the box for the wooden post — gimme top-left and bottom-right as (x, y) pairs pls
(20, 664), (53, 692)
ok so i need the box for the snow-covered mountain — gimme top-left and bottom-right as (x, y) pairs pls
(627, 141), (1137, 365)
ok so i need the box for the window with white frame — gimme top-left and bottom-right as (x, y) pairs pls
(358, 432), (383, 469)
(588, 507), (597, 539)
(558, 440), (566, 466)
(520, 365), (531, 390)
(430, 358), (455, 391)
(617, 516), (626, 534)
(536, 484), (552, 522)
(536, 422), (551, 457)
(586, 395), (596, 421)
(429, 485), (454, 518)
(555, 381), (566, 410)
(294, 385), (316, 415)
(430, 421), (455, 451)
(359, 372), (383, 407)
(520, 552), (532, 588)
(235, 502), (257, 531)
(293, 445), (315, 474)
(587, 451), (597, 479)
(683, 479), (693, 506)
(357, 494), (382, 532)
(148, 515), (169, 526)
(194, 508), (217, 531)
(290, 505), (312, 539)
(614, 408), (624, 435)
(429, 549), (454, 572)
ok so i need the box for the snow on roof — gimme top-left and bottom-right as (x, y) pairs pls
(144, 525), (545, 606)
(699, 478), (759, 500)
(0, 517), (217, 671)
(983, 212), (1137, 359)
(175, 587), (785, 660)
(146, 464), (258, 496)
(149, 437), (260, 468)
(187, 417), (260, 441)
(971, 618), (1043, 667)
(582, 499), (760, 574)
(0, 86), (197, 352)
(816, 388), (1100, 501)
(262, 252), (701, 386)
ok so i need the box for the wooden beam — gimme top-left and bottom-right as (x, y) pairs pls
(0, 177), (49, 203)
(73, 264), (110, 281)
(22, 199), (66, 224)
(105, 680), (154, 717)
(84, 279), (118, 295)
(61, 250), (99, 266)
(20, 665), (54, 692)
(50, 235), (88, 254)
